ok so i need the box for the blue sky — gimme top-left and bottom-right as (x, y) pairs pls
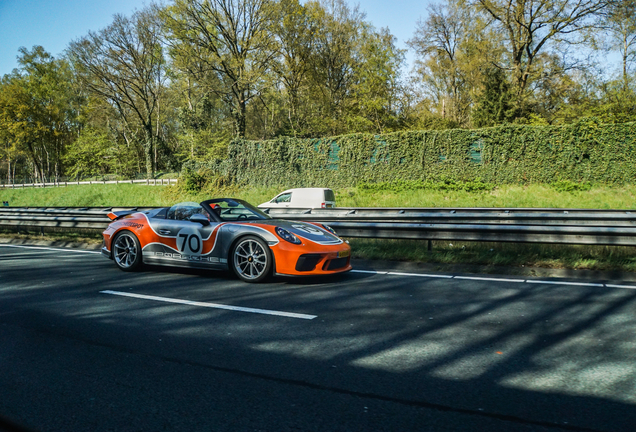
(0, 0), (152, 76)
(0, 0), (430, 77)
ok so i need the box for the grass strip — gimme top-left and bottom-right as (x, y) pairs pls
(2, 183), (636, 209)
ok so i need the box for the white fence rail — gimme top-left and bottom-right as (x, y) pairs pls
(0, 179), (178, 188)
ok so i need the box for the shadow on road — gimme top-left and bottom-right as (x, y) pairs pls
(1, 251), (635, 431)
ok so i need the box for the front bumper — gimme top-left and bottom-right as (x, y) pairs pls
(271, 241), (352, 276)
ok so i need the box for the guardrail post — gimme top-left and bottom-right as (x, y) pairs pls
(427, 239), (432, 252)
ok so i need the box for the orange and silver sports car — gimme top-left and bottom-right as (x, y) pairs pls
(101, 198), (351, 282)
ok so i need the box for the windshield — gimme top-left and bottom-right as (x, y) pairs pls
(203, 198), (271, 221)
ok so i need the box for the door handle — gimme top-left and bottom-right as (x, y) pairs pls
(158, 229), (171, 235)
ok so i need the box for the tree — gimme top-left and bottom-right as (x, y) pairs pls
(349, 26), (405, 133)
(271, 0), (316, 136)
(601, 0), (636, 88)
(471, 66), (515, 127)
(0, 47), (80, 183)
(162, 0), (277, 138)
(471, 0), (616, 109)
(409, 2), (471, 125)
(304, 0), (365, 135)
(69, 8), (166, 178)
(408, 0), (503, 126)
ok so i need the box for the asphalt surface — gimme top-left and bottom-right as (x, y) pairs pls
(1, 244), (636, 432)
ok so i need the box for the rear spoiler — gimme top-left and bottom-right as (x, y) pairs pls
(107, 210), (137, 221)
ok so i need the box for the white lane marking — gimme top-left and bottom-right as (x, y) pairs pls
(0, 244), (101, 254)
(352, 265), (636, 290)
(453, 276), (526, 283)
(525, 280), (605, 287)
(387, 271), (453, 279)
(100, 290), (317, 320)
(605, 284), (636, 290)
(351, 269), (388, 275)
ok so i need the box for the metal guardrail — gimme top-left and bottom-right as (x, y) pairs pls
(2, 206), (636, 246)
(0, 179), (178, 188)
(0, 207), (636, 247)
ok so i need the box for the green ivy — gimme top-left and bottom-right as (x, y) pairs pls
(358, 179), (494, 193)
(221, 118), (636, 188)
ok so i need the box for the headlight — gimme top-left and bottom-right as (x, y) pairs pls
(322, 224), (338, 237)
(275, 227), (301, 244)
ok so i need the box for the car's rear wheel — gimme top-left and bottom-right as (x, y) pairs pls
(112, 231), (142, 271)
(231, 236), (272, 283)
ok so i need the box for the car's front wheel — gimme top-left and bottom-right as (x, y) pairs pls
(231, 236), (272, 283)
(112, 231), (142, 271)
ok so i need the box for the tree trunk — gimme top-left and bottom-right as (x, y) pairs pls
(235, 97), (247, 138)
(144, 125), (154, 179)
(623, 34), (629, 91)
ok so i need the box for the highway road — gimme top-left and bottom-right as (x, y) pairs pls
(1, 244), (636, 432)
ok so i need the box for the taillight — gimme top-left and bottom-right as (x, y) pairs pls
(321, 203), (326, 208)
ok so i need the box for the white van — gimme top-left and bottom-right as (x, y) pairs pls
(258, 188), (336, 209)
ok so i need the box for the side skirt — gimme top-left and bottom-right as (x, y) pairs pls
(143, 257), (228, 270)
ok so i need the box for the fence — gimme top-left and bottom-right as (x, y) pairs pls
(0, 179), (178, 189)
(2, 206), (636, 247)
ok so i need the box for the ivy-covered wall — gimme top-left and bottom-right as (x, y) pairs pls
(226, 119), (636, 187)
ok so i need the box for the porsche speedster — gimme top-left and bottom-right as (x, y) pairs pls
(101, 198), (351, 282)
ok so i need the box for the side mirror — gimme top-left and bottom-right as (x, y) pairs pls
(190, 213), (210, 226)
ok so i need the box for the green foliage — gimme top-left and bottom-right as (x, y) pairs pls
(551, 180), (593, 192)
(179, 169), (208, 193)
(471, 67), (516, 127)
(225, 119), (636, 188)
(0, 47), (81, 183)
(63, 128), (140, 179)
(358, 179), (493, 193)
(3, 0), (636, 185)
(178, 166), (231, 193)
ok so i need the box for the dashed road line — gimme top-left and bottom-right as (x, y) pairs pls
(350, 269), (388, 275)
(525, 279), (605, 287)
(605, 284), (636, 290)
(100, 290), (317, 320)
(454, 275), (525, 283)
(387, 271), (453, 279)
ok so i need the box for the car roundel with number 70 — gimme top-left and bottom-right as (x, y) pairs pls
(101, 198), (351, 282)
